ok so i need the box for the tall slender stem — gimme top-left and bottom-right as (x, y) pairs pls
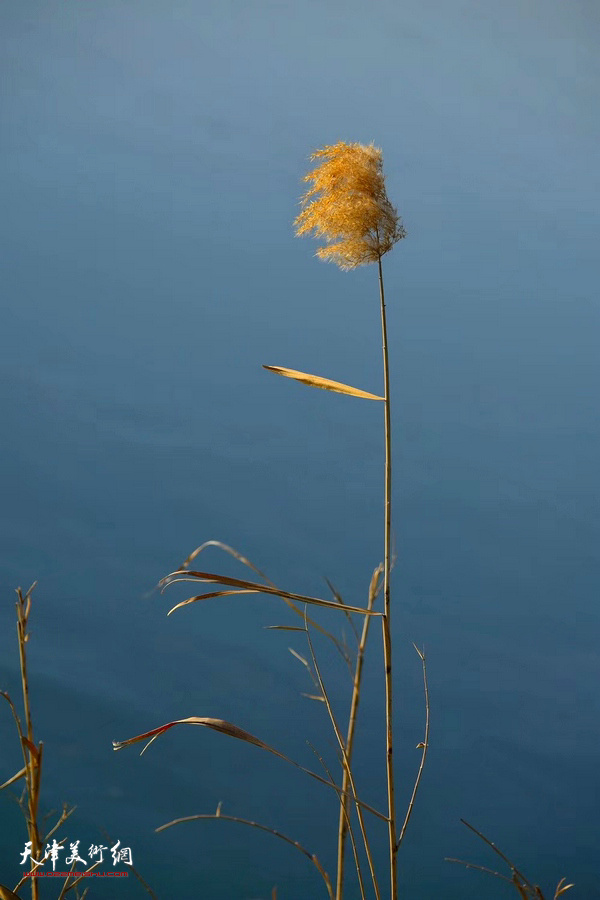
(378, 254), (398, 900)
(335, 566), (382, 900)
(17, 589), (41, 900)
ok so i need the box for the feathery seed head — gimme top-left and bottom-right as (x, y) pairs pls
(294, 141), (405, 270)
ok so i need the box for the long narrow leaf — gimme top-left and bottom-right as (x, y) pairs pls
(0, 886), (23, 900)
(113, 717), (272, 755)
(167, 589), (259, 615)
(170, 540), (352, 664)
(113, 717), (386, 821)
(554, 878), (575, 898)
(0, 766), (26, 791)
(263, 366), (384, 400)
(265, 625), (307, 632)
(160, 570), (381, 617)
(304, 609), (381, 900)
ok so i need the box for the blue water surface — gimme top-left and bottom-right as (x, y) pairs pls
(1, 1), (599, 897)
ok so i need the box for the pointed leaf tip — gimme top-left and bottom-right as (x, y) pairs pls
(263, 366), (384, 400)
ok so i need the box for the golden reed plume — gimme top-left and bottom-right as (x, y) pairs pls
(294, 141), (406, 270)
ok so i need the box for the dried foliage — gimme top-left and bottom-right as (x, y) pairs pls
(1, 138), (576, 900)
(1, 585), (155, 900)
(263, 365), (384, 401)
(113, 140), (573, 900)
(447, 820), (574, 900)
(0, 586), (91, 899)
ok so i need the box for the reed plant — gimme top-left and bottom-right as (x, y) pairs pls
(0, 584), (156, 900)
(113, 142), (574, 900)
(447, 820), (574, 900)
(115, 140), (416, 899)
(1, 583), (90, 899)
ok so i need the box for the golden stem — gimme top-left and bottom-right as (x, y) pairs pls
(335, 567), (381, 900)
(17, 589), (41, 900)
(378, 254), (398, 900)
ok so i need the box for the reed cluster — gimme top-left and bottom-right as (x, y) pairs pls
(1, 141), (572, 900)
(1, 584), (87, 899)
(0, 586), (157, 899)
(112, 141), (574, 900)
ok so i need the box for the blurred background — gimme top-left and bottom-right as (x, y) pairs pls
(1, 0), (599, 897)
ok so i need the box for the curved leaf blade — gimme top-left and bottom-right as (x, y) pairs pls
(160, 570), (380, 617)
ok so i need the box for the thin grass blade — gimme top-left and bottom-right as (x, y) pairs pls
(156, 809), (333, 899)
(265, 625), (306, 632)
(113, 717), (275, 755)
(554, 879), (575, 898)
(0, 767), (26, 791)
(160, 541), (356, 663)
(160, 570), (380, 617)
(113, 716), (386, 821)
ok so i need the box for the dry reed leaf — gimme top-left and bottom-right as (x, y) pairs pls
(171, 540), (349, 659)
(21, 737), (39, 760)
(167, 589), (258, 614)
(113, 717), (276, 756)
(263, 366), (384, 400)
(113, 715), (386, 823)
(179, 540), (271, 583)
(0, 766), (26, 791)
(0, 886), (22, 900)
(264, 625), (306, 632)
(288, 647), (310, 668)
(555, 879), (575, 898)
(160, 570), (380, 617)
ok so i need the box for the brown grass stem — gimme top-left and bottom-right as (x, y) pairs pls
(156, 806), (334, 899)
(378, 251), (398, 900)
(444, 858), (515, 884)
(397, 644), (429, 850)
(43, 803), (76, 844)
(307, 742), (367, 900)
(335, 564), (382, 900)
(118, 141), (417, 899)
(2, 587), (157, 900)
(15, 586), (42, 900)
(174, 540), (352, 668)
(303, 610), (381, 900)
(447, 821), (574, 900)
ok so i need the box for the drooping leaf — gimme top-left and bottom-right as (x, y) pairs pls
(113, 717), (275, 756)
(113, 715), (386, 822)
(160, 570), (380, 618)
(0, 885), (23, 900)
